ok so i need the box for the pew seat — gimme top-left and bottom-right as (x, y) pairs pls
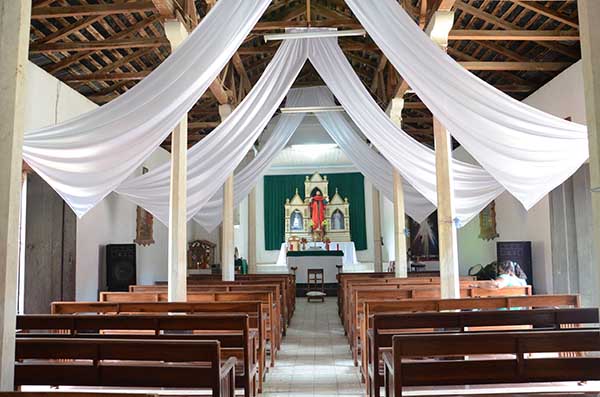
(15, 338), (236, 397)
(368, 307), (599, 397)
(382, 329), (600, 397)
(17, 313), (258, 397)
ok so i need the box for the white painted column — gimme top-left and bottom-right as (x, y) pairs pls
(387, 98), (408, 277)
(428, 11), (460, 298)
(0, 1), (31, 389)
(219, 104), (235, 281)
(579, 0), (600, 307)
(247, 187), (257, 274)
(372, 187), (383, 272)
(165, 21), (189, 302)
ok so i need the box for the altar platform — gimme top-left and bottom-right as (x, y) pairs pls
(276, 241), (359, 268)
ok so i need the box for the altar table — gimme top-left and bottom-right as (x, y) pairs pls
(276, 241), (358, 268)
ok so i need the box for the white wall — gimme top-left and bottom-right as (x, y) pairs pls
(24, 63), (209, 301)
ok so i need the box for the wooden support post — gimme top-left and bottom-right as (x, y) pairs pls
(372, 187), (383, 272)
(578, 0), (600, 307)
(247, 187), (257, 274)
(428, 11), (460, 298)
(165, 20), (188, 302)
(387, 98), (408, 277)
(219, 104), (235, 281)
(0, 0), (31, 389)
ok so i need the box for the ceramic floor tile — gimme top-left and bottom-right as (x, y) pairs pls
(263, 297), (365, 396)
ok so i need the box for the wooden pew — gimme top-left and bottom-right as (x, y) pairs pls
(184, 274), (296, 322)
(15, 338), (236, 397)
(2, 394), (157, 397)
(383, 329), (600, 397)
(369, 307), (599, 397)
(348, 285), (531, 365)
(50, 301), (269, 381)
(131, 283), (288, 335)
(98, 290), (282, 361)
(362, 293), (582, 389)
(17, 313), (259, 397)
(339, 276), (476, 328)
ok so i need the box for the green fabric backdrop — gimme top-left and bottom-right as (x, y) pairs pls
(263, 173), (367, 251)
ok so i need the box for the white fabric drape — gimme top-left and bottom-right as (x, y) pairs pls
(22, 0), (270, 217)
(345, 0), (588, 209)
(308, 87), (436, 222)
(192, 113), (304, 231)
(117, 39), (309, 224)
(308, 38), (505, 225)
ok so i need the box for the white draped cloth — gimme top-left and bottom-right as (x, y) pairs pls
(345, 0), (589, 209)
(307, 38), (505, 225)
(22, 0), (270, 217)
(123, 36), (504, 227)
(117, 39), (309, 224)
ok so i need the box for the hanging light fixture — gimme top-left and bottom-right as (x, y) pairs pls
(264, 29), (366, 42)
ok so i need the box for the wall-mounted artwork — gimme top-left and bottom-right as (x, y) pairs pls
(479, 201), (499, 241)
(409, 212), (439, 260)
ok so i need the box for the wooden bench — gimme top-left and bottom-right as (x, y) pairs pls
(348, 285), (531, 366)
(17, 313), (259, 397)
(1, 393), (157, 397)
(98, 290), (281, 363)
(361, 294), (580, 390)
(130, 283), (288, 335)
(383, 329), (600, 397)
(184, 274), (296, 323)
(50, 301), (269, 381)
(369, 307), (599, 397)
(339, 276), (476, 332)
(15, 338), (236, 397)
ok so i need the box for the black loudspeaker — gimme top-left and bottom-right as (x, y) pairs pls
(106, 244), (136, 292)
(497, 241), (533, 290)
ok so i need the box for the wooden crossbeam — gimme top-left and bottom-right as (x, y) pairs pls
(151, 0), (177, 18)
(512, 0), (579, 29)
(254, 19), (361, 31)
(31, 2), (156, 19)
(62, 72), (150, 82)
(455, 2), (579, 59)
(461, 61), (569, 71)
(29, 38), (169, 53)
(188, 121), (220, 129)
(449, 29), (580, 41)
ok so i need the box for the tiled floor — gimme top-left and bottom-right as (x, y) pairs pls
(262, 297), (364, 397)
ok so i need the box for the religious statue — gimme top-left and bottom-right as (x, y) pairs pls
(310, 191), (327, 231)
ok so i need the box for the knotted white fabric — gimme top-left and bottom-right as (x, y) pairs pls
(22, 0), (270, 217)
(116, 39), (309, 224)
(345, 0), (589, 209)
(308, 38), (505, 224)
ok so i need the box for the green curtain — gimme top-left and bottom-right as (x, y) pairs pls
(263, 173), (367, 251)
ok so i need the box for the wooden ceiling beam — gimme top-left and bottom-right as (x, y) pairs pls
(152, 0), (177, 18)
(455, 1), (579, 59)
(449, 29), (580, 41)
(511, 0), (579, 29)
(31, 2), (156, 19)
(188, 121), (220, 129)
(461, 61), (569, 71)
(34, 15), (105, 44)
(254, 19), (361, 31)
(30, 38), (168, 53)
(62, 72), (150, 82)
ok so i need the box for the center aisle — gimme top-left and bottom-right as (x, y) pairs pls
(263, 297), (364, 397)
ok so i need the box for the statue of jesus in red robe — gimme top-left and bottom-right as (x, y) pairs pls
(310, 191), (327, 231)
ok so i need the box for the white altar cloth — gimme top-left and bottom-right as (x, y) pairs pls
(276, 241), (358, 268)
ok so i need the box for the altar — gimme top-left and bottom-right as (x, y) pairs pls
(276, 241), (358, 269)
